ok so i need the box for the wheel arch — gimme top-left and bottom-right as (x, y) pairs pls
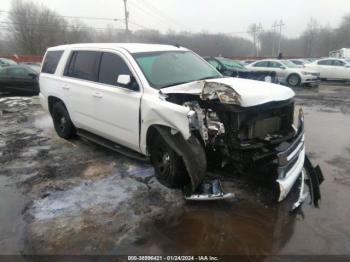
(48, 96), (66, 116)
(287, 73), (302, 86)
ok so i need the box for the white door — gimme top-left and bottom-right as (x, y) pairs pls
(268, 61), (287, 79)
(92, 52), (142, 152)
(315, 59), (335, 79)
(332, 60), (350, 80)
(62, 50), (101, 130)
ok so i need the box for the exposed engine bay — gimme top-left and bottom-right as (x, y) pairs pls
(167, 93), (295, 171)
(159, 78), (323, 208)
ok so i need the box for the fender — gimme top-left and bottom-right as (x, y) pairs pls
(154, 126), (207, 192)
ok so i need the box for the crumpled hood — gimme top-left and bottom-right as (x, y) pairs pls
(161, 77), (295, 107)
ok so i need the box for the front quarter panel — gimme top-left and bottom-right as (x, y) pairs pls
(140, 92), (191, 154)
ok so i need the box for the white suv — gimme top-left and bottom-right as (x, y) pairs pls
(39, 43), (320, 202)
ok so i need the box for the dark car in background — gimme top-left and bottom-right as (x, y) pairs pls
(0, 58), (18, 68)
(0, 65), (39, 96)
(205, 56), (278, 83)
(20, 62), (41, 73)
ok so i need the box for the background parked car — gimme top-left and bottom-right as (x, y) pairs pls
(204, 56), (278, 83)
(246, 59), (320, 87)
(0, 58), (18, 68)
(289, 59), (306, 67)
(305, 58), (350, 81)
(241, 59), (255, 65)
(19, 62), (41, 73)
(0, 65), (39, 96)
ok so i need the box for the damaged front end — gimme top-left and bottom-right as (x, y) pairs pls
(161, 78), (323, 205)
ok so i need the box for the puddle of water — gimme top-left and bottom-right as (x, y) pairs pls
(0, 176), (27, 254)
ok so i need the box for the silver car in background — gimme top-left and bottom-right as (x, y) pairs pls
(246, 59), (320, 87)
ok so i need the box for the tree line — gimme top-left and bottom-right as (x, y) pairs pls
(1, 0), (350, 58)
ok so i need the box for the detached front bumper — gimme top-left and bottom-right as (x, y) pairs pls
(275, 113), (305, 202)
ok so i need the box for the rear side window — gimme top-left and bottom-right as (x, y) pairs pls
(65, 51), (100, 81)
(253, 61), (269, 67)
(42, 51), (63, 74)
(98, 52), (132, 86)
(318, 60), (332, 65)
(332, 60), (345, 66)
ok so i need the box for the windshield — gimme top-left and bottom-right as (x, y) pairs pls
(281, 60), (299, 68)
(133, 51), (221, 89)
(216, 57), (246, 69)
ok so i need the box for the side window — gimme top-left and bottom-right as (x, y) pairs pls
(98, 52), (137, 90)
(42, 51), (63, 74)
(253, 61), (269, 67)
(269, 61), (282, 68)
(65, 51), (100, 81)
(332, 60), (345, 66)
(318, 60), (332, 66)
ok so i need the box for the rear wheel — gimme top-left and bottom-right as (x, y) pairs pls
(287, 74), (301, 87)
(52, 102), (76, 139)
(150, 135), (188, 188)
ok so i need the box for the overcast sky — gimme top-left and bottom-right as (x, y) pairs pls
(2, 0), (350, 38)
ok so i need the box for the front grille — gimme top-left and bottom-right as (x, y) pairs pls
(248, 117), (281, 139)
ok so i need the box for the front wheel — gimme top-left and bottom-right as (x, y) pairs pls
(287, 74), (301, 87)
(150, 135), (188, 188)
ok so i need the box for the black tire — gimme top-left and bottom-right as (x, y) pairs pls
(52, 102), (76, 139)
(150, 135), (188, 188)
(287, 74), (301, 87)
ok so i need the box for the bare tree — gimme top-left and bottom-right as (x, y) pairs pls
(8, 0), (69, 54)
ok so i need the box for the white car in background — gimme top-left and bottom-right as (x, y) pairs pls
(246, 59), (320, 87)
(305, 58), (350, 81)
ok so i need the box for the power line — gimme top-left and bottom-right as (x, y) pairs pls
(138, 0), (189, 31)
(0, 10), (122, 22)
(128, 0), (180, 30)
(0, 21), (124, 31)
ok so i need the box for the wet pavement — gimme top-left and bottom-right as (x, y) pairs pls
(0, 83), (350, 257)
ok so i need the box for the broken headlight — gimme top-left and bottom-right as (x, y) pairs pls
(201, 82), (241, 105)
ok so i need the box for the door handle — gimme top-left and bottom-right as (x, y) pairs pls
(62, 84), (70, 90)
(92, 92), (103, 98)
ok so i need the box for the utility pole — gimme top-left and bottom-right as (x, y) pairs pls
(272, 21), (278, 57)
(249, 23), (263, 57)
(277, 19), (285, 55)
(256, 23), (263, 57)
(123, 0), (129, 40)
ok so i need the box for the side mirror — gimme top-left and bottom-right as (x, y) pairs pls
(117, 74), (131, 86)
(280, 66), (286, 70)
